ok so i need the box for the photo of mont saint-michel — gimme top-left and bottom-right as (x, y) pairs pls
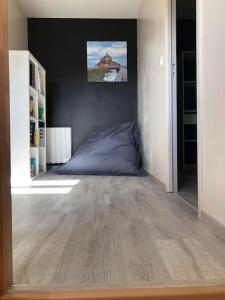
(87, 41), (127, 82)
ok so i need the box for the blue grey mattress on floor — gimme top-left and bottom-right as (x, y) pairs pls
(54, 123), (146, 176)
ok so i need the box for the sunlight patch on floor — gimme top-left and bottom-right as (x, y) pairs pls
(30, 179), (80, 187)
(11, 187), (73, 195)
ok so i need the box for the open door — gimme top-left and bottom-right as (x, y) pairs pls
(171, 0), (198, 210)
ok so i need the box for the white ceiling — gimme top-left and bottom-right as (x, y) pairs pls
(16, 0), (142, 19)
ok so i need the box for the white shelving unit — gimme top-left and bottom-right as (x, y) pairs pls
(9, 51), (47, 186)
(182, 51), (197, 167)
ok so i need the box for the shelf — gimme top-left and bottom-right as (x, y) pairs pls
(184, 110), (197, 113)
(29, 86), (45, 98)
(29, 85), (38, 94)
(184, 81), (196, 88)
(31, 171), (45, 181)
(30, 146), (46, 150)
(182, 50), (197, 167)
(184, 114), (197, 125)
(38, 92), (45, 99)
(9, 51), (47, 186)
(182, 51), (196, 62)
(183, 51), (196, 54)
(30, 116), (38, 122)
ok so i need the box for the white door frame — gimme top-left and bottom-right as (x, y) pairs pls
(166, 0), (178, 193)
(196, 0), (202, 218)
(171, 0), (178, 193)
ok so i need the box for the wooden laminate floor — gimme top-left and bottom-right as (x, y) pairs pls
(12, 174), (225, 290)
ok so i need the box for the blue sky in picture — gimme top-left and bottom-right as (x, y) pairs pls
(87, 41), (127, 68)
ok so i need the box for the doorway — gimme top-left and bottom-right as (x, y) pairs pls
(172, 0), (197, 210)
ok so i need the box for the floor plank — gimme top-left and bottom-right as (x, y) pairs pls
(12, 174), (225, 289)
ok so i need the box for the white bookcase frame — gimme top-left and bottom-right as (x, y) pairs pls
(9, 51), (47, 186)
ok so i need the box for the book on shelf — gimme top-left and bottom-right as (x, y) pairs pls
(39, 128), (45, 147)
(30, 121), (40, 147)
(36, 67), (41, 93)
(30, 121), (35, 146)
(35, 129), (39, 147)
(30, 157), (36, 177)
(38, 106), (44, 121)
(37, 67), (45, 95)
(30, 95), (35, 118)
(30, 61), (35, 88)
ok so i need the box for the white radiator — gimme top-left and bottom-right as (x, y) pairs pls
(47, 127), (72, 164)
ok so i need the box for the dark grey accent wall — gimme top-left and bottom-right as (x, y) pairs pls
(28, 19), (137, 152)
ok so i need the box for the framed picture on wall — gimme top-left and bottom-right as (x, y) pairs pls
(87, 41), (127, 82)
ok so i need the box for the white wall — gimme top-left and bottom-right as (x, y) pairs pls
(138, 0), (171, 188)
(138, 0), (225, 226)
(8, 0), (28, 50)
(198, 0), (225, 226)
